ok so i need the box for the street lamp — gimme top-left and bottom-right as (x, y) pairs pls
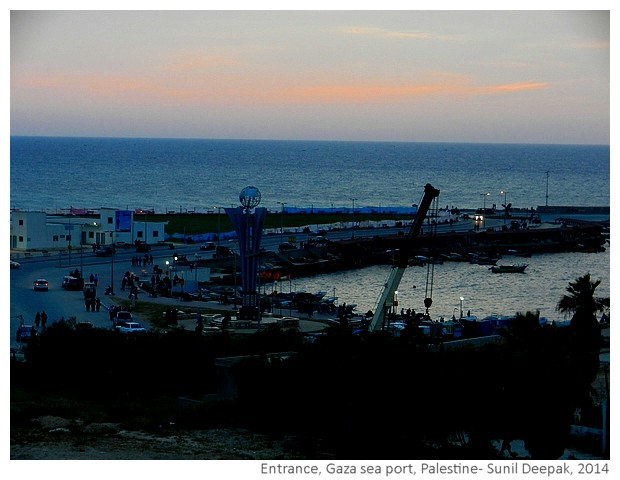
(350, 198), (357, 239)
(500, 190), (509, 223)
(480, 192), (490, 211)
(110, 233), (115, 295)
(459, 296), (464, 319)
(278, 201), (286, 244)
(214, 206), (223, 246)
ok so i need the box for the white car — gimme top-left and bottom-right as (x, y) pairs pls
(10, 260), (21, 269)
(115, 321), (146, 333)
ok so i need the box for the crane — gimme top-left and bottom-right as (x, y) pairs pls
(368, 183), (440, 332)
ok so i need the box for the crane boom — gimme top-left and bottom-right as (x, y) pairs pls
(368, 183), (440, 332)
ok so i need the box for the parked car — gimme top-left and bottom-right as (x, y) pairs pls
(95, 246), (114, 257)
(34, 279), (49, 291)
(200, 242), (217, 251)
(136, 243), (151, 253)
(278, 242), (297, 252)
(215, 246), (235, 258)
(115, 321), (146, 333)
(114, 310), (133, 326)
(62, 275), (84, 290)
(10, 260), (21, 269)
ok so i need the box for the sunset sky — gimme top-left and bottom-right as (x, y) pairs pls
(9, 6), (611, 144)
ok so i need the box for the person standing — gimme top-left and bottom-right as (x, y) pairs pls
(40, 310), (48, 329)
(35, 311), (41, 329)
(94, 274), (98, 287)
(95, 297), (101, 312)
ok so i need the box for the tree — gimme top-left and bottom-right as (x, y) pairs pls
(557, 273), (608, 353)
(557, 273), (609, 411)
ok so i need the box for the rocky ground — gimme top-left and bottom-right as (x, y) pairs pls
(10, 415), (305, 460)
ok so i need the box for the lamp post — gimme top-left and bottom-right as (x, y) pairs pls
(214, 206), (222, 246)
(350, 197), (357, 239)
(500, 190), (509, 224)
(480, 192), (490, 211)
(278, 201), (286, 244)
(459, 296), (464, 319)
(110, 233), (115, 295)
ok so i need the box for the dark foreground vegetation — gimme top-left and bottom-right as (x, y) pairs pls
(12, 302), (607, 459)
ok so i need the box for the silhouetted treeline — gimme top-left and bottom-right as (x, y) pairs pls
(11, 313), (603, 459)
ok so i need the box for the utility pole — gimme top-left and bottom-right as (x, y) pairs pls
(545, 171), (549, 207)
(278, 201), (286, 244)
(350, 198), (357, 239)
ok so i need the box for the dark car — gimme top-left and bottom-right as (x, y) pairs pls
(215, 246), (235, 258)
(95, 246), (114, 257)
(278, 242), (297, 252)
(136, 243), (151, 253)
(34, 279), (49, 291)
(200, 242), (217, 251)
(62, 275), (84, 290)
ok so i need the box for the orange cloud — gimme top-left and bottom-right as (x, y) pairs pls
(573, 41), (610, 49)
(485, 82), (549, 93)
(13, 70), (549, 107)
(274, 80), (549, 104)
(163, 55), (240, 73)
(339, 25), (459, 41)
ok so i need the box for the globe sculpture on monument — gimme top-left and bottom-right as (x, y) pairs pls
(225, 186), (267, 322)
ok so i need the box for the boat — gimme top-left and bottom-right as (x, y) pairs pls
(469, 253), (500, 265)
(489, 264), (528, 273)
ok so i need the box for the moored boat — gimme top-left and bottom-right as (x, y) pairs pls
(489, 264), (528, 273)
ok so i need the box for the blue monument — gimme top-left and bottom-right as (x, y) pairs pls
(225, 186), (267, 321)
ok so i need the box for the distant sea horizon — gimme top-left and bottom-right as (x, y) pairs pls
(10, 136), (610, 214)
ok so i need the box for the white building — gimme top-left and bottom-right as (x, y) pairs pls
(9, 208), (168, 251)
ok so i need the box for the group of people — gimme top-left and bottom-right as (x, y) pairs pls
(34, 310), (48, 329)
(85, 296), (101, 312)
(131, 254), (154, 267)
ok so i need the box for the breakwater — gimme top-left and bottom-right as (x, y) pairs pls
(201, 219), (607, 283)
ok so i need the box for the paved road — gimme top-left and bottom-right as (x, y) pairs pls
(9, 245), (180, 350)
(10, 220), (486, 351)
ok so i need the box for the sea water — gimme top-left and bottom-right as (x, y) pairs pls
(10, 137), (609, 213)
(10, 137), (610, 321)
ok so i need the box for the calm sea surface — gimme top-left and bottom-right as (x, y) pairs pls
(10, 137), (611, 321)
(10, 137), (609, 213)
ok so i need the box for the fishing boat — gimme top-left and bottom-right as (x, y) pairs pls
(489, 264), (528, 273)
(469, 253), (500, 265)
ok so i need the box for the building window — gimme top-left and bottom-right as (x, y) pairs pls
(18, 236), (23, 242)
(66, 235), (72, 241)
(53, 235), (59, 242)
(89, 232), (94, 238)
(137, 231), (143, 238)
(152, 230), (159, 238)
(108, 217), (113, 224)
(19, 219), (24, 226)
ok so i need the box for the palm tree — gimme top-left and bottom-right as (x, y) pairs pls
(557, 273), (609, 321)
(557, 273), (609, 400)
